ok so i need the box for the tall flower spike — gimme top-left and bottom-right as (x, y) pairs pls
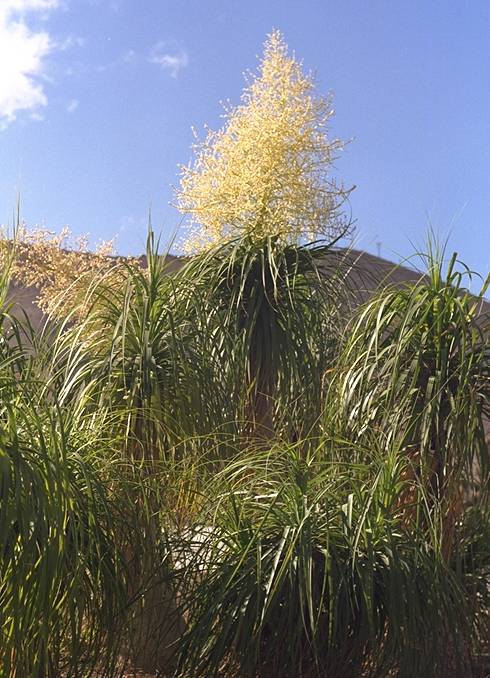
(176, 30), (352, 253)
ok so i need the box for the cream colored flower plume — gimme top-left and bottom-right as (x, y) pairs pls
(176, 30), (352, 253)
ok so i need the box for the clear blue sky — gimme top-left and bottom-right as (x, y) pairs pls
(1, 0), (489, 279)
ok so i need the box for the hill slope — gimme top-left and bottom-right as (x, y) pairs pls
(6, 249), (488, 329)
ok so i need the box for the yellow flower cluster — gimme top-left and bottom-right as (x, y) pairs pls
(176, 30), (351, 253)
(0, 226), (122, 318)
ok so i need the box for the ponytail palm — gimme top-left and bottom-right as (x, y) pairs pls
(175, 442), (483, 678)
(56, 232), (230, 457)
(174, 31), (353, 437)
(329, 247), (490, 554)
(181, 235), (348, 437)
(0, 319), (129, 676)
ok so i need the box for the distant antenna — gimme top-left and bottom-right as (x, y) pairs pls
(376, 241), (382, 258)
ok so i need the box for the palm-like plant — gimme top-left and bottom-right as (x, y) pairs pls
(40, 232), (193, 458)
(0, 249), (178, 677)
(174, 441), (483, 678)
(180, 235), (349, 438)
(0, 317), (129, 676)
(328, 245), (489, 555)
(174, 31), (353, 440)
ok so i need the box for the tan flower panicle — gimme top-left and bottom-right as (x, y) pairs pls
(176, 30), (352, 253)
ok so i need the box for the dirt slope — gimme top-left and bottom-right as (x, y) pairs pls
(6, 249), (488, 329)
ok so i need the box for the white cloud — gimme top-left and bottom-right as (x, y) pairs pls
(66, 98), (79, 113)
(58, 35), (86, 51)
(0, 0), (60, 127)
(149, 43), (188, 79)
(3, 1), (59, 10)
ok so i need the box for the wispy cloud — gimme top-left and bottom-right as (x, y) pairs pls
(57, 35), (86, 51)
(66, 98), (79, 113)
(148, 43), (188, 79)
(97, 48), (135, 73)
(98, 44), (188, 79)
(0, 0), (61, 128)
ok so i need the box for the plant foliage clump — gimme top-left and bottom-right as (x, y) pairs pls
(0, 29), (489, 678)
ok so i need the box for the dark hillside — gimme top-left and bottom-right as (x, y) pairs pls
(7, 249), (488, 328)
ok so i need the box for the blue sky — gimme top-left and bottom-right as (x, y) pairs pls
(0, 0), (489, 280)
